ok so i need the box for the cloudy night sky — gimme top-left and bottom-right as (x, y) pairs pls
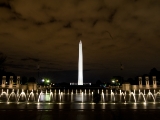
(0, 0), (160, 83)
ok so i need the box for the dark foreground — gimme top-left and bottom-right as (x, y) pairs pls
(0, 109), (160, 120)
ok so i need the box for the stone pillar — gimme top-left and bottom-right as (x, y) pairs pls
(2, 76), (6, 88)
(139, 77), (143, 89)
(33, 83), (37, 91)
(122, 83), (131, 91)
(16, 76), (20, 88)
(9, 76), (13, 89)
(145, 76), (150, 89)
(152, 76), (157, 89)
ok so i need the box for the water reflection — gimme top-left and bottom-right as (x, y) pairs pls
(0, 102), (160, 109)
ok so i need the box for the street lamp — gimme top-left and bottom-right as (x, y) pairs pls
(112, 80), (115, 83)
(46, 80), (50, 83)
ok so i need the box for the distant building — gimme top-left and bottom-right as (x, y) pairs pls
(70, 83), (91, 85)
(122, 76), (158, 91)
(0, 76), (37, 90)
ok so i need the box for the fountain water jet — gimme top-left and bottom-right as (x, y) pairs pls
(28, 89), (35, 102)
(1, 88), (160, 104)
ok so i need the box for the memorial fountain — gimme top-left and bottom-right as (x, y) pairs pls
(0, 88), (160, 104)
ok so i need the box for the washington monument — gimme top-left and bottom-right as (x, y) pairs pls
(78, 40), (83, 85)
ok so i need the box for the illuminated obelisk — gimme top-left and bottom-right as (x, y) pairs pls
(78, 40), (83, 85)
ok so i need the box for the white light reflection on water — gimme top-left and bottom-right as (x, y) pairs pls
(133, 103), (137, 109)
(37, 103), (41, 109)
(102, 103), (106, 109)
(59, 103), (63, 109)
(143, 102), (147, 109)
(80, 103), (84, 109)
(91, 103), (95, 109)
(0, 102), (160, 110)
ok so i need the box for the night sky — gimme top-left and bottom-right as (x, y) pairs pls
(0, 0), (160, 83)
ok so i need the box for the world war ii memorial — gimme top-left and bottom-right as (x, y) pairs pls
(0, 41), (160, 120)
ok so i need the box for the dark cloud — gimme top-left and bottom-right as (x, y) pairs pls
(77, 33), (82, 37)
(21, 57), (40, 62)
(101, 31), (113, 39)
(34, 21), (45, 26)
(63, 22), (71, 28)
(0, 0), (160, 82)
(0, 2), (11, 9)
(92, 20), (98, 26)
(108, 9), (117, 23)
(49, 17), (57, 23)
(5, 63), (31, 70)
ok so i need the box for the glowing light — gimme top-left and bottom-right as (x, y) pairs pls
(47, 80), (50, 83)
(112, 80), (115, 83)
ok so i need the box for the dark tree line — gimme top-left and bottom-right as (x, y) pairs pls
(0, 52), (36, 84)
(126, 68), (160, 85)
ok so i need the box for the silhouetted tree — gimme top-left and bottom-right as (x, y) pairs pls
(149, 68), (158, 76)
(149, 68), (160, 84)
(28, 77), (36, 83)
(21, 76), (28, 84)
(96, 80), (102, 86)
(0, 52), (6, 69)
(127, 78), (138, 85)
(0, 52), (7, 81)
(0, 53), (18, 84)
